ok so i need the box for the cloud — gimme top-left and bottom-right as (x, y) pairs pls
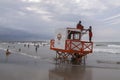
(103, 14), (120, 21)
(104, 0), (120, 7)
(0, 0), (120, 41)
(22, 0), (41, 3)
(0, 26), (51, 41)
(93, 27), (120, 42)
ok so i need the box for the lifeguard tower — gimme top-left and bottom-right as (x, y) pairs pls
(50, 21), (93, 64)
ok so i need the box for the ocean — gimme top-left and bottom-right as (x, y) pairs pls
(86, 42), (120, 69)
(0, 41), (120, 67)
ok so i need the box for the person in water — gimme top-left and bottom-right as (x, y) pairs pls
(5, 49), (11, 62)
(6, 49), (11, 56)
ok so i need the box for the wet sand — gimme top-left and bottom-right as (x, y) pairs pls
(0, 43), (120, 80)
(1, 61), (120, 80)
(0, 63), (49, 80)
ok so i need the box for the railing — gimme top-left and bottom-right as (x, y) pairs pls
(50, 39), (93, 54)
(65, 39), (93, 53)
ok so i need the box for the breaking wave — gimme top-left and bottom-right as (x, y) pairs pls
(108, 45), (120, 48)
(94, 48), (120, 54)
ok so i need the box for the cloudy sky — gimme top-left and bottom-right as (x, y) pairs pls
(0, 0), (120, 41)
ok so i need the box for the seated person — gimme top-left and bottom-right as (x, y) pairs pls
(76, 21), (84, 30)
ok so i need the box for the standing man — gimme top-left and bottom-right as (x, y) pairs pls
(88, 26), (93, 42)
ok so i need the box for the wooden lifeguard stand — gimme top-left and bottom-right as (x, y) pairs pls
(50, 21), (93, 64)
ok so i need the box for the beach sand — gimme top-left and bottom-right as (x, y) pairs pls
(0, 42), (120, 80)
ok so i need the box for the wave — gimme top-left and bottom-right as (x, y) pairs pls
(95, 44), (107, 46)
(108, 45), (120, 48)
(0, 47), (7, 51)
(17, 42), (50, 47)
(95, 42), (120, 48)
(20, 52), (40, 59)
(94, 48), (120, 54)
(0, 47), (40, 59)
